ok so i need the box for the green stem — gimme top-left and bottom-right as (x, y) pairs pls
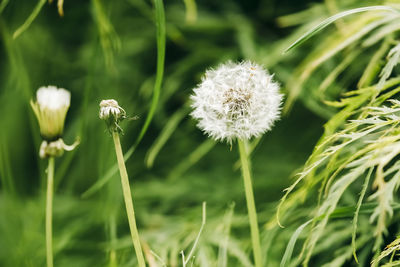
(238, 139), (262, 267)
(112, 132), (146, 267)
(108, 215), (118, 267)
(46, 157), (55, 267)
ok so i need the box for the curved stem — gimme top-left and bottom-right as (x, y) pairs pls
(46, 157), (55, 267)
(112, 132), (146, 267)
(238, 139), (262, 267)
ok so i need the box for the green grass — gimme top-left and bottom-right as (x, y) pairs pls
(3, 0), (400, 266)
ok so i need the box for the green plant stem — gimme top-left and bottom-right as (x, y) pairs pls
(112, 131), (146, 267)
(46, 157), (55, 267)
(238, 139), (262, 267)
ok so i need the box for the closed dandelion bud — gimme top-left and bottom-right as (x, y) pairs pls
(190, 61), (283, 143)
(99, 99), (126, 133)
(31, 86), (71, 141)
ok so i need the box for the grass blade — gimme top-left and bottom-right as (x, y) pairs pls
(82, 0), (166, 198)
(280, 219), (313, 267)
(145, 107), (189, 168)
(217, 203), (235, 267)
(284, 6), (399, 53)
(352, 167), (373, 263)
(182, 202), (207, 267)
(92, 0), (121, 72)
(13, 0), (47, 39)
(0, 0), (10, 13)
(134, 0), (166, 147)
(182, 0), (197, 23)
(168, 139), (215, 181)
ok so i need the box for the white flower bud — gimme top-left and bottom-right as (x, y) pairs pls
(190, 61), (283, 143)
(99, 99), (126, 133)
(31, 86), (71, 141)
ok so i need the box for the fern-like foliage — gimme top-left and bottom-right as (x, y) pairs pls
(373, 237), (400, 266)
(278, 1), (400, 266)
(282, 2), (400, 117)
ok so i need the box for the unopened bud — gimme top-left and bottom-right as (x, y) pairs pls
(99, 99), (126, 133)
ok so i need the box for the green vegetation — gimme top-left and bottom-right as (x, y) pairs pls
(2, 0), (400, 266)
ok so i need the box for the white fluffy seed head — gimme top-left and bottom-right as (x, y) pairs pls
(31, 86), (71, 141)
(190, 61), (283, 143)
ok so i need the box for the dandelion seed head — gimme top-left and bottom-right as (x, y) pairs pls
(190, 61), (283, 143)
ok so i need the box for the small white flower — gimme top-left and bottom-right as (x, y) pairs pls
(31, 86), (71, 141)
(99, 99), (126, 132)
(99, 99), (125, 120)
(190, 61), (283, 143)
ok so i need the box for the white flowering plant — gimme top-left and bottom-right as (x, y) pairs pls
(191, 60), (282, 267)
(31, 86), (71, 142)
(31, 86), (79, 159)
(30, 85), (79, 267)
(191, 61), (282, 144)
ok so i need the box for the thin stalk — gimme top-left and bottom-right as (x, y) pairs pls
(108, 215), (118, 267)
(112, 131), (146, 267)
(46, 157), (55, 267)
(238, 139), (262, 267)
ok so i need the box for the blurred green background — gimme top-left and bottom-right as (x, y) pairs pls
(0, 0), (369, 266)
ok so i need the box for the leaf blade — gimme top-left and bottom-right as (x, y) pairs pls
(284, 6), (399, 53)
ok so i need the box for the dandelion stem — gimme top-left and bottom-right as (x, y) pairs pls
(238, 139), (262, 267)
(46, 157), (55, 267)
(112, 131), (146, 267)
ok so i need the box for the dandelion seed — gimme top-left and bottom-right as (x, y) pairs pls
(190, 60), (283, 143)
